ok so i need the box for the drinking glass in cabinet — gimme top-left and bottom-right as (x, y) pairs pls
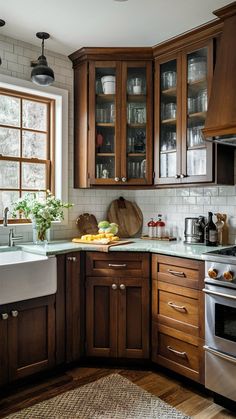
(95, 158), (115, 179)
(161, 71), (176, 89)
(164, 102), (176, 120)
(127, 103), (146, 124)
(127, 68), (146, 95)
(128, 161), (141, 178)
(197, 89), (207, 112)
(187, 126), (205, 147)
(187, 149), (206, 176)
(160, 153), (176, 178)
(188, 56), (207, 83)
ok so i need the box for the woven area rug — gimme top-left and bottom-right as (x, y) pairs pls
(5, 373), (191, 419)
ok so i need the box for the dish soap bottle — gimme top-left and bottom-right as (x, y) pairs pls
(205, 212), (217, 246)
(148, 218), (156, 238)
(215, 213), (224, 245)
(156, 214), (165, 238)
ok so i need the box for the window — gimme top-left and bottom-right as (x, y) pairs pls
(0, 88), (55, 222)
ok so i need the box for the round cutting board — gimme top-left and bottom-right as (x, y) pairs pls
(107, 197), (143, 238)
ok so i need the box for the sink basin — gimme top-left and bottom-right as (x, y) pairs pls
(0, 250), (57, 305)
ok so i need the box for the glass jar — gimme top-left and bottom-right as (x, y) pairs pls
(161, 71), (177, 89)
(165, 102), (177, 119)
(188, 57), (207, 82)
(197, 89), (208, 112)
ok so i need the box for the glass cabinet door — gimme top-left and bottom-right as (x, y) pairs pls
(121, 62), (152, 185)
(89, 61), (121, 184)
(156, 56), (181, 183)
(182, 41), (213, 182)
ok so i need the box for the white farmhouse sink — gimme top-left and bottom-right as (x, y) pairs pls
(0, 250), (57, 305)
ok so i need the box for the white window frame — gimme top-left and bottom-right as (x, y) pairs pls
(0, 74), (69, 226)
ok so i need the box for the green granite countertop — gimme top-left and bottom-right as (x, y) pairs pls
(18, 239), (225, 260)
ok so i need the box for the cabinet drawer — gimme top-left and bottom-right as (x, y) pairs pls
(152, 254), (204, 289)
(152, 323), (204, 384)
(86, 252), (149, 278)
(152, 281), (204, 337)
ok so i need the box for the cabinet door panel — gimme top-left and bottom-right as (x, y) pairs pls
(89, 61), (122, 185)
(8, 296), (55, 381)
(154, 53), (182, 185)
(0, 307), (8, 385)
(121, 61), (153, 185)
(118, 277), (149, 358)
(86, 277), (118, 357)
(181, 40), (214, 183)
(66, 253), (81, 362)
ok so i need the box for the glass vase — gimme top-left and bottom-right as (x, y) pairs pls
(32, 219), (50, 245)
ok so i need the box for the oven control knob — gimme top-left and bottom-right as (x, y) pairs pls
(223, 270), (234, 281)
(208, 268), (218, 279)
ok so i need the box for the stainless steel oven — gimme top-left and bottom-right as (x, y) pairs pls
(202, 250), (236, 402)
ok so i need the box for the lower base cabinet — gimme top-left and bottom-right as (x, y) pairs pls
(151, 254), (205, 384)
(85, 275), (150, 359)
(0, 295), (56, 386)
(85, 252), (150, 359)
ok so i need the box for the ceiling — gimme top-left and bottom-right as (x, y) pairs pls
(0, 0), (231, 56)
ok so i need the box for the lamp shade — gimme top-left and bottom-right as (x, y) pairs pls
(31, 55), (54, 86)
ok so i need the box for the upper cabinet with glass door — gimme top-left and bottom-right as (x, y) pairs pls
(89, 61), (121, 185)
(182, 41), (213, 183)
(154, 40), (213, 185)
(88, 59), (153, 186)
(121, 62), (153, 185)
(155, 54), (181, 184)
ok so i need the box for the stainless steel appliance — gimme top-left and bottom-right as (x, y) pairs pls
(184, 216), (205, 244)
(202, 247), (236, 402)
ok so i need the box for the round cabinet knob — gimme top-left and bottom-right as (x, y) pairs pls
(120, 284), (126, 290)
(223, 271), (234, 281)
(111, 283), (117, 290)
(121, 177), (127, 183)
(208, 268), (218, 279)
(68, 256), (77, 262)
(11, 310), (18, 318)
(175, 174), (180, 179)
(114, 177), (120, 182)
(1, 313), (8, 320)
(180, 174), (186, 179)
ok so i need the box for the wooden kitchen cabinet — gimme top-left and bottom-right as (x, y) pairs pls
(152, 254), (205, 384)
(85, 252), (150, 359)
(154, 38), (234, 186)
(69, 48), (153, 188)
(0, 295), (55, 385)
(56, 252), (83, 364)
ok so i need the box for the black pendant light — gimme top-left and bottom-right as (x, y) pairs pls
(31, 32), (54, 86)
(0, 19), (6, 65)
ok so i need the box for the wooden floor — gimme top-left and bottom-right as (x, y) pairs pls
(0, 366), (235, 418)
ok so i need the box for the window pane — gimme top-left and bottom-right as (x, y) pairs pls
(22, 100), (47, 131)
(0, 161), (19, 188)
(22, 131), (47, 159)
(0, 191), (20, 217)
(22, 162), (46, 189)
(22, 191), (46, 203)
(0, 127), (20, 157)
(0, 95), (20, 127)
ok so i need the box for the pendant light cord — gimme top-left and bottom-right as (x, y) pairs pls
(42, 37), (45, 56)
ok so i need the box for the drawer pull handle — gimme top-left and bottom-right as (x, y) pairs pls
(111, 283), (118, 290)
(108, 263), (127, 268)
(167, 269), (185, 277)
(1, 313), (8, 320)
(168, 302), (187, 312)
(167, 345), (187, 358)
(11, 310), (19, 318)
(120, 284), (126, 290)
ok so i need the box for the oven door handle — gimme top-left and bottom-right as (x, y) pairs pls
(204, 345), (236, 365)
(203, 288), (236, 300)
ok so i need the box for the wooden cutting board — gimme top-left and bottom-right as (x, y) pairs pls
(107, 197), (143, 238)
(72, 239), (133, 252)
(76, 213), (98, 237)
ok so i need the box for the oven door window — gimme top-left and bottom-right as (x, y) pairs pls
(215, 303), (236, 343)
